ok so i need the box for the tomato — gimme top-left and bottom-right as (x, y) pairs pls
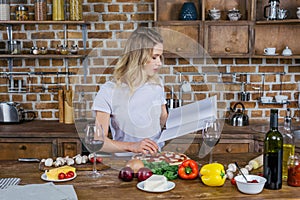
(66, 171), (75, 178)
(90, 157), (103, 163)
(230, 178), (236, 185)
(58, 172), (66, 179)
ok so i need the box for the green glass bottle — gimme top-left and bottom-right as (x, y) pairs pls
(263, 109), (283, 190)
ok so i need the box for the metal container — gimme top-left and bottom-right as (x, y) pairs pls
(0, 102), (22, 123)
(229, 102), (249, 126)
(8, 40), (21, 54)
(0, 0), (10, 20)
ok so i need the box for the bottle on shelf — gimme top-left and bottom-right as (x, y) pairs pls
(0, 0), (10, 21)
(263, 109), (283, 190)
(52, 0), (64, 20)
(282, 108), (295, 180)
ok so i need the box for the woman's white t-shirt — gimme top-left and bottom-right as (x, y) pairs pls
(92, 81), (166, 149)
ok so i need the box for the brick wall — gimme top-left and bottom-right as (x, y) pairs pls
(1, 0), (300, 122)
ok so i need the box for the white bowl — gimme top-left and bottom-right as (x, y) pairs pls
(260, 96), (273, 103)
(275, 95), (288, 103)
(234, 175), (266, 195)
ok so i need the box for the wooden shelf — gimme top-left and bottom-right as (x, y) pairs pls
(0, 20), (88, 25)
(0, 54), (87, 59)
(252, 54), (300, 59)
(256, 19), (300, 25)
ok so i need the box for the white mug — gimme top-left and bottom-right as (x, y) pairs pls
(264, 47), (276, 55)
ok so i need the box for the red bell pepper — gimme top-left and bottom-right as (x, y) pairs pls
(178, 159), (199, 180)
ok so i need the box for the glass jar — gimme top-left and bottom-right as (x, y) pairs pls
(8, 40), (21, 54)
(60, 45), (69, 55)
(287, 155), (300, 186)
(40, 47), (47, 55)
(70, 44), (78, 54)
(35, 0), (47, 21)
(52, 0), (65, 20)
(70, 0), (82, 21)
(0, 0), (10, 21)
(30, 46), (39, 54)
(16, 5), (28, 21)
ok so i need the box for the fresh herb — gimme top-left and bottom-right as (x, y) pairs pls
(142, 160), (178, 180)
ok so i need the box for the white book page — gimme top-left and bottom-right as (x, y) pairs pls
(158, 96), (217, 143)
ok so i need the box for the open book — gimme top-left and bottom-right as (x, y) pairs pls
(157, 96), (217, 143)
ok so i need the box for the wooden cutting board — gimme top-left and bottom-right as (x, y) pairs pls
(39, 162), (110, 171)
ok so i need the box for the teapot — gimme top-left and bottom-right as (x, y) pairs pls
(229, 102), (249, 126)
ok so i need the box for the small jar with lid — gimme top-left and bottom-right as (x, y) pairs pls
(287, 155), (300, 186)
(40, 47), (47, 55)
(60, 45), (69, 55)
(16, 5), (28, 21)
(30, 46), (39, 54)
(0, 0), (10, 20)
(70, 44), (79, 54)
(56, 44), (62, 54)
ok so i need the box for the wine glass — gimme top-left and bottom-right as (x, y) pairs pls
(202, 120), (221, 163)
(83, 123), (105, 178)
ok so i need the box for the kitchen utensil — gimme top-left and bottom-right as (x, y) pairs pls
(229, 102), (249, 126)
(227, 8), (241, 21)
(264, 47), (276, 55)
(0, 102), (35, 123)
(208, 8), (221, 20)
(264, 0), (280, 20)
(235, 162), (248, 182)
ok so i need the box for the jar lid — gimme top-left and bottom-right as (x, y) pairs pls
(228, 8), (240, 13)
(16, 6), (28, 11)
(8, 40), (20, 44)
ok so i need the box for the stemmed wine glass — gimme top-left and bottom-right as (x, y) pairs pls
(202, 120), (221, 163)
(83, 123), (105, 178)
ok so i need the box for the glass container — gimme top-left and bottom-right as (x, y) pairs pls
(52, 0), (65, 20)
(60, 44), (69, 55)
(0, 0), (10, 21)
(35, 0), (47, 21)
(287, 155), (300, 186)
(8, 40), (21, 54)
(70, 0), (82, 21)
(16, 5), (28, 21)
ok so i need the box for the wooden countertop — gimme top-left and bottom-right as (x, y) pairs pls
(1, 153), (299, 199)
(0, 120), (77, 138)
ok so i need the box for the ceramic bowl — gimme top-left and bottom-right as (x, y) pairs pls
(260, 96), (273, 103)
(234, 175), (266, 195)
(275, 95), (288, 103)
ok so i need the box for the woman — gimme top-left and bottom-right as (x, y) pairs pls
(92, 27), (168, 155)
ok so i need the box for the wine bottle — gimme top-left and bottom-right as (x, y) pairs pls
(282, 108), (295, 179)
(263, 109), (283, 190)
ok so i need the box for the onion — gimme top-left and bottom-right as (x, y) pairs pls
(137, 167), (153, 182)
(126, 159), (144, 173)
(118, 167), (134, 182)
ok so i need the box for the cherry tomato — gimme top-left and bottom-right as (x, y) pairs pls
(230, 178), (236, 185)
(90, 157), (103, 163)
(58, 172), (66, 179)
(66, 171), (75, 178)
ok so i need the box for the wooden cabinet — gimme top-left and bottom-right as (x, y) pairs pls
(0, 121), (82, 160)
(163, 133), (254, 155)
(154, 0), (300, 58)
(204, 22), (251, 57)
(154, 0), (254, 58)
(155, 21), (203, 58)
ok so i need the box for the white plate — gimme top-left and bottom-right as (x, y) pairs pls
(41, 172), (77, 182)
(263, 53), (278, 56)
(137, 180), (175, 193)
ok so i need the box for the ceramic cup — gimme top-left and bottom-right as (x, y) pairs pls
(208, 8), (221, 20)
(264, 47), (276, 55)
(277, 9), (288, 20)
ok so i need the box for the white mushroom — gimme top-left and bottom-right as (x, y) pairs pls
(226, 170), (234, 179)
(44, 158), (53, 167)
(245, 164), (253, 171)
(56, 157), (66, 165)
(227, 163), (237, 172)
(239, 168), (249, 175)
(54, 160), (62, 167)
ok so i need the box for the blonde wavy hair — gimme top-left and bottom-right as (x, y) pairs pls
(113, 27), (164, 92)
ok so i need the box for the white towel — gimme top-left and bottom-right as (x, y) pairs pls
(0, 178), (21, 189)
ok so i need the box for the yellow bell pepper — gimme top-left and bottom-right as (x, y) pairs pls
(199, 163), (226, 186)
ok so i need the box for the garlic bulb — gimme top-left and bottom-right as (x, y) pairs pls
(81, 155), (88, 164)
(44, 158), (53, 167)
(75, 156), (82, 164)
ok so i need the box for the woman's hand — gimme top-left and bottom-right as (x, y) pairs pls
(130, 138), (159, 154)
